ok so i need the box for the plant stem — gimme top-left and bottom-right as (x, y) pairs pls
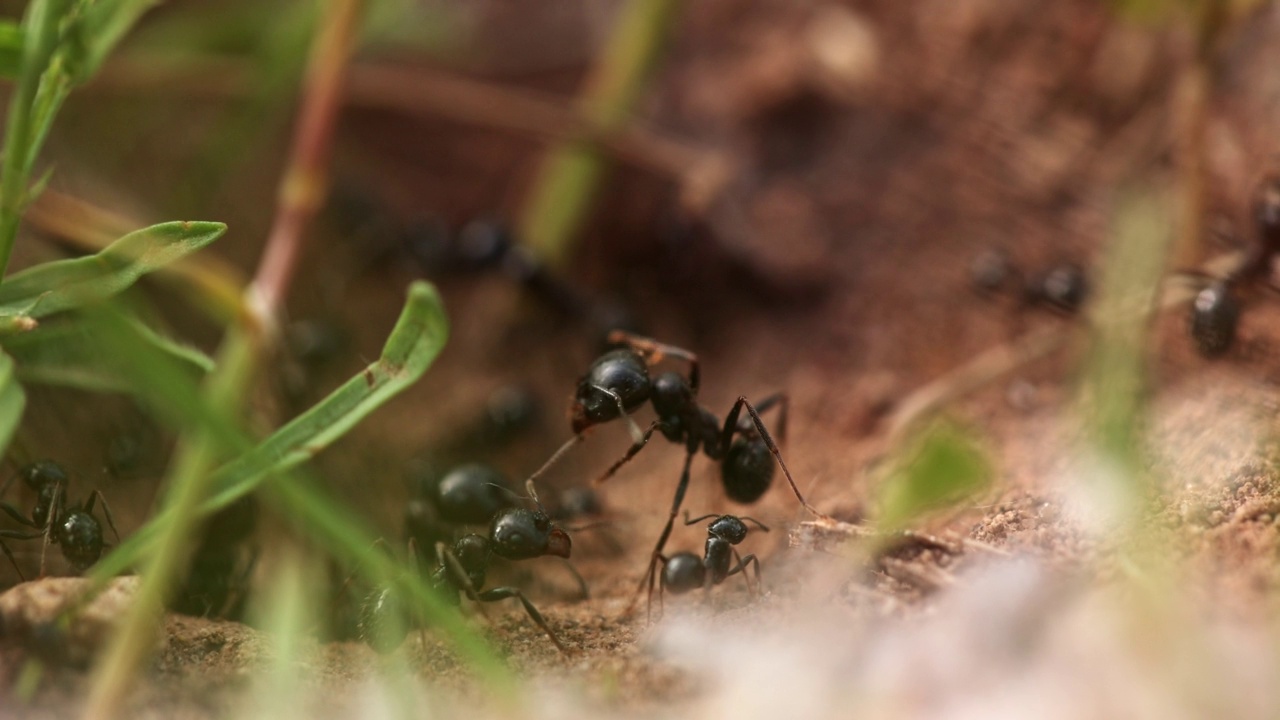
(517, 0), (681, 266)
(0, 0), (72, 279)
(81, 1), (366, 715)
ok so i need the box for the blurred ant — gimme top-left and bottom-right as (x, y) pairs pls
(357, 480), (573, 654)
(171, 496), (258, 619)
(529, 331), (827, 607)
(0, 460), (120, 579)
(1177, 175), (1280, 358)
(969, 249), (1089, 315)
(651, 511), (769, 619)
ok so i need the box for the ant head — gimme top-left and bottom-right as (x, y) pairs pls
(20, 460), (68, 491)
(707, 515), (750, 544)
(571, 349), (651, 433)
(488, 507), (571, 560)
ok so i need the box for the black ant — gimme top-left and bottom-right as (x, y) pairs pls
(171, 496), (258, 619)
(360, 481), (573, 654)
(1173, 174), (1280, 358)
(0, 460), (120, 579)
(651, 511), (769, 618)
(404, 462), (518, 555)
(530, 331), (826, 606)
(969, 250), (1089, 315)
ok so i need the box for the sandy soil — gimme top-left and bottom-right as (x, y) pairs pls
(6, 0), (1280, 717)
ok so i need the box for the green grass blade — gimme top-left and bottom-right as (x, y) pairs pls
(0, 21), (25, 79)
(0, 349), (27, 456)
(267, 475), (516, 691)
(89, 281), (447, 578)
(876, 419), (993, 533)
(3, 314), (212, 392)
(77, 0), (163, 80)
(0, 220), (226, 318)
(0, 0), (74, 277)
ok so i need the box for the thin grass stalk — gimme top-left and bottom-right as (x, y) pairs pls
(81, 1), (366, 715)
(517, 0), (681, 265)
(0, 0), (73, 278)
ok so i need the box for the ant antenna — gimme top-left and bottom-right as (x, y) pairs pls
(525, 478), (546, 514)
(592, 384), (646, 444)
(525, 435), (585, 486)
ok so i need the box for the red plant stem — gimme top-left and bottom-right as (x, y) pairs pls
(251, 0), (365, 323)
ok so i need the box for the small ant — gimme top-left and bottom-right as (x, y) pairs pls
(969, 250), (1089, 315)
(360, 481), (573, 654)
(530, 331), (826, 607)
(0, 460), (120, 579)
(1178, 175), (1280, 358)
(651, 511), (769, 618)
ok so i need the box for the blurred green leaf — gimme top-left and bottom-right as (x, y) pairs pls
(0, 349), (27, 458)
(4, 314), (212, 392)
(878, 420), (992, 531)
(83, 281), (511, 683)
(92, 281), (448, 576)
(0, 221), (226, 318)
(77, 0), (163, 80)
(0, 21), (24, 79)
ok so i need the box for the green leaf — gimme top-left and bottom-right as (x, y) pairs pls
(0, 21), (25, 79)
(92, 281), (449, 576)
(77, 0), (164, 81)
(0, 221), (226, 318)
(877, 420), (992, 531)
(3, 314), (212, 392)
(0, 349), (27, 457)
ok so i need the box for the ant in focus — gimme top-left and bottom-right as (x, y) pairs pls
(530, 331), (828, 607)
(358, 480), (573, 654)
(0, 460), (120, 580)
(650, 511), (769, 619)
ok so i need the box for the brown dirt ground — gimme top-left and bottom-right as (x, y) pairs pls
(6, 0), (1280, 716)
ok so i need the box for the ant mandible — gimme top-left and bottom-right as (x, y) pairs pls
(532, 331), (827, 605)
(650, 511), (769, 619)
(0, 460), (120, 579)
(360, 480), (573, 654)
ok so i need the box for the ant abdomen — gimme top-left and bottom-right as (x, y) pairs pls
(661, 552), (705, 594)
(1190, 281), (1239, 358)
(721, 439), (774, 504)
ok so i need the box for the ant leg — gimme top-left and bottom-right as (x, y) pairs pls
(629, 450), (697, 614)
(594, 420), (662, 486)
(605, 331), (702, 394)
(475, 587), (569, 654)
(724, 550), (763, 596)
(437, 542), (491, 622)
(557, 558), (590, 600)
(38, 484), (64, 578)
(651, 554), (671, 621)
(0, 501), (35, 528)
(85, 490), (122, 543)
(722, 397), (828, 520)
(0, 537), (25, 582)
(739, 392), (788, 444)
